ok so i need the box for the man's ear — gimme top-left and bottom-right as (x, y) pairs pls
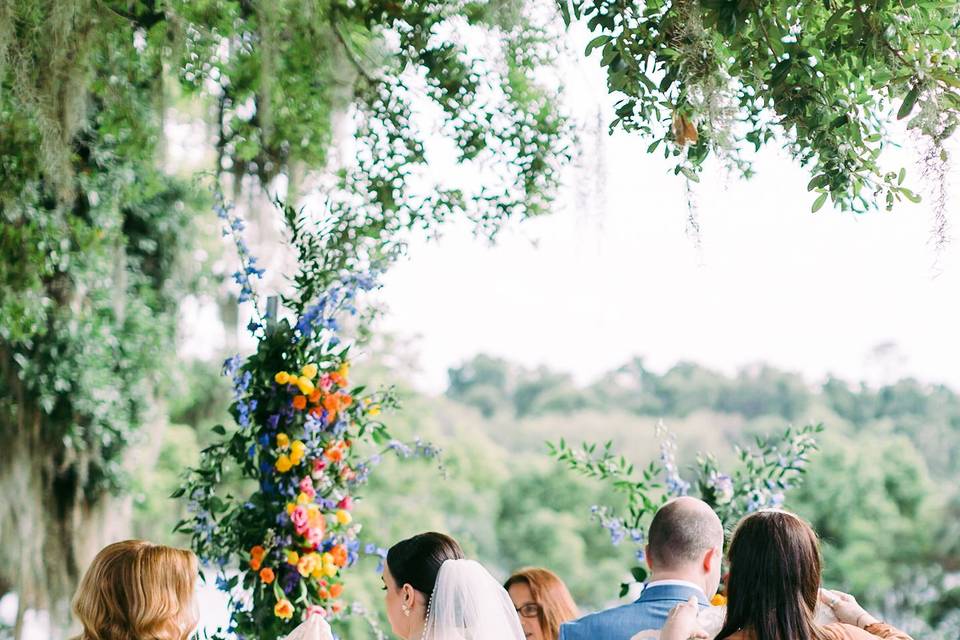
(703, 546), (720, 573)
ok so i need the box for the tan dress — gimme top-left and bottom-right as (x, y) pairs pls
(724, 622), (913, 640)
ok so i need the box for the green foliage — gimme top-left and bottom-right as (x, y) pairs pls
(551, 423), (822, 596)
(561, 0), (960, 213)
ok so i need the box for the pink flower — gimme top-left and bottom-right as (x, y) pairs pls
(319, 374), (333, 392)
(306, 604), (326, 619)
(291, 505), (308, 529)
(299, 476), (316, 499)
(312, 458), (327, 478)
(337, 496), (353, 511)
(307, 527), (324, 548)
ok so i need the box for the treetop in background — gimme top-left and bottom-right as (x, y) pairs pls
(563, 0), (960, 217)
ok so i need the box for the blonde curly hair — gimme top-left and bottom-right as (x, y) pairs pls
(72, 540), (199, 640)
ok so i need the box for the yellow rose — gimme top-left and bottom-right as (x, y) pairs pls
(274, 371), (290, 385)
(297, 492), (310, 505)
(307, 505), (323, 529)
(291, 440), (306, 456)
(275, 454), (293, 473)
(287, 550), (299, 565)
(288, 374), (300, 388)
(276, 433), (290, 449)
(296, 377), (315, 395)
(335, 509), (352, 525)
(301, 363), (318, 380)
(312, 563), (325, 579)
(337, 362), (350, 379)
(286, 503), (296, 515)
(323, 563), (338, 578)
(297, 553), (318, 577)
(274, 598), (294, 620)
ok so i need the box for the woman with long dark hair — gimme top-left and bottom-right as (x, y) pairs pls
(711, 510), (912, 640)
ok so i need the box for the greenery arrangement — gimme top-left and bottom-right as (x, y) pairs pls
(552, 422), (823, 596)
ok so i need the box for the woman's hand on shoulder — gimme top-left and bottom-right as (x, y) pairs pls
(633, 596), (709, 640)
(819, 588), (879, 629)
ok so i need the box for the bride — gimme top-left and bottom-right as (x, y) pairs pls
(296, 531), (524, 640)
(382, 531), (524, 639)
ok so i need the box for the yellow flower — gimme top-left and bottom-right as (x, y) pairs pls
(274, 598), (294, 620)
(290, 440), (306, 465)
(286, 503), (296, 515)
(276, 433), (290, 449)
(368, 404), (381, 416)
(335, 509), (352, 526)
(711, 594), (727, 607)
(275, 454), (293, 473)
(297, 553), (319, 577)
(291, 440), (306, 457)
(296, 376), (315, 395)
(274, 371), (290, 385)
(301, 363), (318, 380)
(287, 550), (300, 565)
(297, 492), (311, 505)
(323, 563), (338, 578)
(307, 504), (324, 529)
(337, 362), (350, 379)
(288, 374), (300, 388)
(312, 563), (325, 579)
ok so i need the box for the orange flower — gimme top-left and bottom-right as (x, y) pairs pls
(309, 405), (324, 418)
(292, 395), (307, 410)
(711, 593), (727, 606)
(318, 587), (330, 600)
(329, 583), (343, 598)
(274, 599), (294, 620)
(309, 389), (322, 404)
(324, 443), (344, 463)
(331, 601), (344, 614)
(330, 544), (349, 567)
(259, 567), (275, 584)
(249, 557), (262, 571)
(250, 545), (266, 560)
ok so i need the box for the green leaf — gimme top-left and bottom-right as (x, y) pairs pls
(585, 35), (612, 57)
(212, 424), (227, 435)
(898, 168), (906, 185)
(897, 86), (919, 120)
(811, 192), (828, 213)
(631, 566), (648, 582)
(900, 188), (922, 203)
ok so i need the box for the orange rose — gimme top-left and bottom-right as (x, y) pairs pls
(250, 545), (266, 559)
(274, 598), (294, 620)
(259, 567), (275, 584)
(309, 389), (322, 404)
(249, 557), (262, 571)
(292, 395), (307, 410)
(318, 587), (330, 600)
(330, 544), (348, 567)
(329, 583), (343, 598)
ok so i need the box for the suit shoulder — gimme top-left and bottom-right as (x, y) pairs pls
(560, 602), (645, 637)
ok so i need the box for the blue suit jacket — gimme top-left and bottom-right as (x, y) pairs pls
(559, 583), (709, 640)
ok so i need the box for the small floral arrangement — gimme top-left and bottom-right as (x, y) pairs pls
(176, 193), (436, 638)
(550, 422), (823, 598)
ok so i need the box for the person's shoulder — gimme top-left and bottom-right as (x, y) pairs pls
(559, 602), (649, 639)
(820, 622), (876, 639)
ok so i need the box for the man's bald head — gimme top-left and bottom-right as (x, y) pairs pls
(647, 497), (724, 571)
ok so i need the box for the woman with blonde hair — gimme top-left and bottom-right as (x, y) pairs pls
(505, 567), (580, 640)
(72, 539), (199, 640)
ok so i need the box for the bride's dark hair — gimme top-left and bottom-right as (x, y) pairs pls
(387, 532), (465, 595)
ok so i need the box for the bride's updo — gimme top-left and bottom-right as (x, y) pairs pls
(387, 531), (465, 597)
